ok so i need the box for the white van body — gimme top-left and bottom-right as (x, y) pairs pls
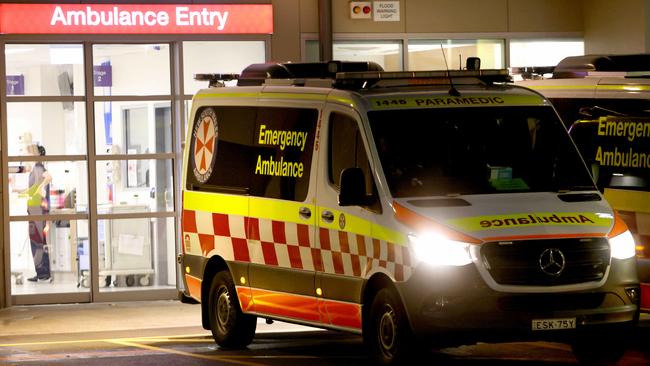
(180, 62), (639, 364)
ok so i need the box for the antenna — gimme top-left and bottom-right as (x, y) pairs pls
(440, 44), (461, 97)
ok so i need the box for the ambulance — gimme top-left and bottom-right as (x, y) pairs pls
(179, 60), (639, 365)
(517, 54), (650, 315)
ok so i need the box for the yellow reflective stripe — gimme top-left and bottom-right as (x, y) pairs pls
(249, 197), (315, 226)
(371, 223), (408, 246)
(318, 207), (371, 236)
(183, 190), (248, 217)
(194, 92), (258, 99)
(598, 85), (650, 91)
(449, 212), (612, 231)
(527, 85), (595, 90)
(184, 190), (407, 245)
(604, 188), (650, 214)
(196, 92), (330, 103)
(529, 85), (650, 92)
(327, 95), (356, 108)
(258, 93), (328, 102)
(369, 95), (545, 110)
(318, 207), (407, 246)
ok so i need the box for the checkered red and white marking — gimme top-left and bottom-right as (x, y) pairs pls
(183, 209), (413, 281)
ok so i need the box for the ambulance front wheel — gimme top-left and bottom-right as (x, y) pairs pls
(365, 287), (414, 365)
(208, 270), (257, 349)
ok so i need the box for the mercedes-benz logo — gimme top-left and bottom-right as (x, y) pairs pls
(539, 248), (566, 277)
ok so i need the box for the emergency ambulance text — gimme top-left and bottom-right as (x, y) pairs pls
(258, 124), (309, 151)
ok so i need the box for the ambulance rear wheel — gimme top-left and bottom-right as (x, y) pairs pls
(365, 287), (413, 365)
(208, 270), (256, 349)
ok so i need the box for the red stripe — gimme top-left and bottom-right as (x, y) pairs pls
(484, 233), (607, 241)
(261, 241), (278, 266)
(394, 264), (404, 281)
(387, 242), (395, 262)
(232, 238), (250, 262)
(297, 224), (311, 247)
(356, 235), (367, 256)
(324, 300), (362, 330)
(332, 252), (344, 274)
(272, 221), (286, 244)
(199, 234), (215, 254)
(182, 209), (197, 233)
(351, 254), (361, 277)
(339, 231), (350, 253)
(311, 248), (324, 271)
(250, 288), (320, 322)
(372, 239), (380, 259)
(212, 213), (230, 237)
(236, 286), (254, 313)
(319, 228), (331, 250)
(287, 245), (304, 269)
(641, 283), (650, 312)
(184, 274), (202, 302)
(245, 217), (260, 240)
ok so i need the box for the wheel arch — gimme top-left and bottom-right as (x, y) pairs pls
(201, 255), (230, 330)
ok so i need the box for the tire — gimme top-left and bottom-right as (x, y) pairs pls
(364, 287), (413, 365)
(208, 270), (257, 349)
(571, 336), (626, 366)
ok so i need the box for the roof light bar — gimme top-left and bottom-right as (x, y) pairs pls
(194, 73), (239, 87)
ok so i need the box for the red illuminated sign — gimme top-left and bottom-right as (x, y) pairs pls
(0, 4), (273, 34)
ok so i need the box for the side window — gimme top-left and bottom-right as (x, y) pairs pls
(564, 98), (650, 192)
(186, 106), (256, 193)
(329, 112), (379, 211)
(250, 107), (317, 201)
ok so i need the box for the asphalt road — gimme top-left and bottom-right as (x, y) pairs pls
(1, 321), (649, 366)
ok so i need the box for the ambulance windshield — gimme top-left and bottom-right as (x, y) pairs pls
(369, 106), (596, 197)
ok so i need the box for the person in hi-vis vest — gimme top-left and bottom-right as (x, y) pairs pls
(25, 143), (52, 283)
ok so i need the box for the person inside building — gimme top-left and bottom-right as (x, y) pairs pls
(24, 143), (52, 283)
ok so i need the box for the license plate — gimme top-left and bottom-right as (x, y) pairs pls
(532, 318), (576, 331)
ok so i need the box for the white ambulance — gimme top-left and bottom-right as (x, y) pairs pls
(517, 54), (650, 315)
(179, 61), (639, 365)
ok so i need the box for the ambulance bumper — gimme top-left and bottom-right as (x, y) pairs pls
(397, 260), (640, 345)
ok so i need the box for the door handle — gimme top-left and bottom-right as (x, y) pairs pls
(321, 210), (334, 223)
(299, 207), (312, 220)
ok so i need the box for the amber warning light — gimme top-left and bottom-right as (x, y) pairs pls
(350, 2), (372, 19)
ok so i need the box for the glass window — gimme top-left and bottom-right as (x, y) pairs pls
(7, 102), (86, 156)
(98, 217), (176, 291)
(408, 39), (505, 71)
(182, 41), (265, 95)
(5, 44), (85, 97)
(95, 101), (172, 155)
(93, 44), (171, 96)
(251, 107), (317, 201)
(510, 39), (584, 67)
(8, 161), (88, 215)
(186, 106), (256, 193)
(96, 159), (174, 213)
(333, 41), (403, 71)
(305, 40), (320, 63)
(329, 112), (372, 191)
(369, 106), (595, 198)
(186, 106), (317, 201)
(10, 220), (90, 294)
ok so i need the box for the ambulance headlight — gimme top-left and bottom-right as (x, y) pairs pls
(410, 233), (473, 266)
(609, 230), (636, 259)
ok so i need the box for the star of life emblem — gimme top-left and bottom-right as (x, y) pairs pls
(192, 108), (218, 183)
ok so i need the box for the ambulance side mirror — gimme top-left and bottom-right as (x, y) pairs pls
(339, 168), (374, 206)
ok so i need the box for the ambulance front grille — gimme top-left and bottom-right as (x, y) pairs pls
(481, 238), (610, 286)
